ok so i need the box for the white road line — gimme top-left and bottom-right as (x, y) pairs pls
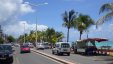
(15, 57), (20, 64)
(32, 51), (63, 64)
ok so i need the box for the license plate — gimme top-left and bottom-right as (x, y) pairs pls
(63, 49), (67, 51)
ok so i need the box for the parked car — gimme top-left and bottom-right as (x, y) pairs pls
(24, 43), (34, 48)
(43, 42), (50, 49)
(0, 44), (14, 64)
(20, 45), (30, 53)
(52, 42), (70, 56)
(14, 43), (20, 47)
(36, 43), (44, 50)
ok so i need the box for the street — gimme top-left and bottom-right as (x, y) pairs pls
(37, 49), (113, 64)
(13, 47), (61, 64)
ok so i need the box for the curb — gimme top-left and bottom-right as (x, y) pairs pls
(31, 49), (77, 64)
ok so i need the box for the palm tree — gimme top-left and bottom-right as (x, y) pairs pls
(62, 10), (77, 42)
(96, 3), (113, 25)
(73, 14), (94, 40)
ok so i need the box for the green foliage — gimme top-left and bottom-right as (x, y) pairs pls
(97, 3), (113, 25)
(17, 28), (64, 44)
(7, 35), (15, 43)
(73, 14), (94, 40)
(62, 10), (77, 42)
(0, 37), (4, 44)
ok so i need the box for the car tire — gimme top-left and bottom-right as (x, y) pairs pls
(57, 51), (61, 56)
(67, 53), (70, 56)
(52, 51), (54, 54)
(8, 57), (13, 63)
(20, 51), (23, 54)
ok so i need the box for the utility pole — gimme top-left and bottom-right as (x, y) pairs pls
(28, 2), (48, 46)
(23, 23), (25, 44)
(35, 16), (38, 46)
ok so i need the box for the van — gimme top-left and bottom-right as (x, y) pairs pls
(36, 43), (44, 50)
(52, 42), (70, 56)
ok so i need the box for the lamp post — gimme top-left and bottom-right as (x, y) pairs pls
(29, 2), (48, 46)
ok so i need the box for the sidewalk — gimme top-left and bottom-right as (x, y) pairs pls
(34, 49), (113, 64)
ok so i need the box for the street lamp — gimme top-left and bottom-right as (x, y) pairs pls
(29, 2), (48, 46)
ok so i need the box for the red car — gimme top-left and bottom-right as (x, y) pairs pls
(20, 45), (30, 53)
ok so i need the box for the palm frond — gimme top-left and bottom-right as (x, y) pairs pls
(62, 10), (77, 28)
(69, 10), (75, 22)
(99, 3), (113, 14)
(97, 12), (113, 25)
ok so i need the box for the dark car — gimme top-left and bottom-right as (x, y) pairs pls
(0, 44), (14, 64)
(20, 45), (30, 53)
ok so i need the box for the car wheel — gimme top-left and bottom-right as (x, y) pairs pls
(57, 51), (61, 56)
(67, 53), (70, 56)
(20, 51), (23, 54)
(8, 57), (13, 63)
(52, 51), (54, 54)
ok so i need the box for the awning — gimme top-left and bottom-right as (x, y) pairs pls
(77, 38), (108, 42)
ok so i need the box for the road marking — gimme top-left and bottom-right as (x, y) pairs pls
(32, 51), (63, 64)
(15, 57), (20, 64)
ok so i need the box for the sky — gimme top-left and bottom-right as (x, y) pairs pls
(0, 0), (113, 42)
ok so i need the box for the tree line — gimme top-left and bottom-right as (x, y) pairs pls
(17, 28), (64, 45)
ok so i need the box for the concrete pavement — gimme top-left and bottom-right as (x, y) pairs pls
(35, 49), (113, 64)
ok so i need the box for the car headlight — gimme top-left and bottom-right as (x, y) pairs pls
(9, 54), (13, 57)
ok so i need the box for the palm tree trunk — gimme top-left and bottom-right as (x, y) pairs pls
(87, 33), (88, 39)
(67, 28), (69, 42)
(79, 31), (82, 40)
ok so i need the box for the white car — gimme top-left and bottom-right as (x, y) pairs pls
(36, 43), (44, 50)
(52, 42), (70, 56)
(23, 43), (34, 48)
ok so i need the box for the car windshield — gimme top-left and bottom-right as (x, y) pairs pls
(21, 45), (29, 48)
(61, 43), (70, 48)
(0, 45), (12, 51)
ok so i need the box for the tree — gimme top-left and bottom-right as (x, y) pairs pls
(55, 32), (64, 41)
(0, 37), (4, 44)
(73, 14), (94, 40)
(96, 3), (113, 25)
(7, 35), (15, 43)
(62, 10), (77, 42)
(17, 28), (64, 45)
(46, 28), (55, 43)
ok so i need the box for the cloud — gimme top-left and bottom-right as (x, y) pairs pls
(108, 24), (113, 32)
(0, 0), (35, 25)
(20, 2), (35, 13)
(0, 0), (39, 37)
(3, 21), (48, 37)
(90, 26), (102, 32)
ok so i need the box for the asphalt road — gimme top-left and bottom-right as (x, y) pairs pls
(12, 47), (61, 64)
(37, 49), (113, 64)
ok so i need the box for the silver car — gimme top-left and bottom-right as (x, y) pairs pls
(36, 43), (44, 50)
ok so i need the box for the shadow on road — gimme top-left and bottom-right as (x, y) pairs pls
(0, 62), (12, 64)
